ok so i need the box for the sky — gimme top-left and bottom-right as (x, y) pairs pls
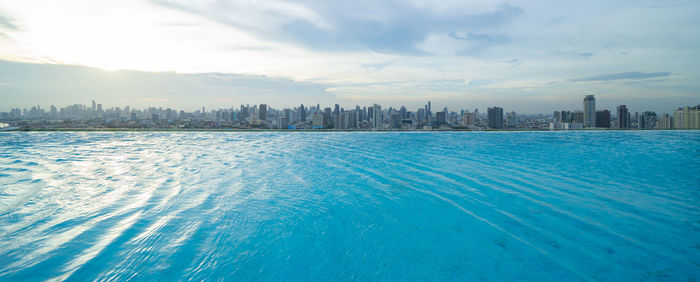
(0, 0), (698, 113)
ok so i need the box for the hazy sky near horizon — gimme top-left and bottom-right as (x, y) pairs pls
(0, 0), (698, 113)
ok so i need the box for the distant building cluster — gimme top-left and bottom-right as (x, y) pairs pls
(1, 98), (698, 130)
(550, 95), (699, 130)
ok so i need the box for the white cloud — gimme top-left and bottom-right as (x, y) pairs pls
(0, 0), (697, 113)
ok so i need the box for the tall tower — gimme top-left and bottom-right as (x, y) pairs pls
(487, 107), (503, 129)
(583, 95), (596, 128)
(372, 104), (382, 129)
(617, 105), (630, 129)
(259, 104), (267, 120)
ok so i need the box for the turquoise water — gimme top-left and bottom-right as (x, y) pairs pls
(0, 131), (698, 281)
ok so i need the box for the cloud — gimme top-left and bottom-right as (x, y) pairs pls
(0, 0), (698, 114)
(136, 97), (169, 102)
(361, 60), (396, 72)
(571, 72), (672, 82)
(0, 59), (334, 110)
(448, 32), (508, 43)
(0, 12), (18, 30)
(0, 10), (18, 38)
(152, 1), (523, 54)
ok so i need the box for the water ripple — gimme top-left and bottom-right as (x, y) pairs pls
(0, 131), (698, 280)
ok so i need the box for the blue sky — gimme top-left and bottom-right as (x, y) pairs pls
(0, 0), (698, 113)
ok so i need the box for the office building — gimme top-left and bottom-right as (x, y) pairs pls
(583, 95), (596, 127)
(657, 114), (673, 129)
(572, 111), (584, 124)
(462, 111), (475, 127)
(311, 112), (324, 128)
(617, 105), (630, 129)
(595, 110), (610, 128)
(674, 105), (700, 129)
(278, 117), (289, 129)
(259, 104), (267, 121)
(506, 111), (517, 128)
(487, 107), (503, 129)
(390, 113), (401, 129)
(372, 104), (382, 129)
(638, 111), (657, 129)
(435, 111), (446, 126)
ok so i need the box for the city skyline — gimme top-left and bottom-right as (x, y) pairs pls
(1, 1), (699, 112)
(0, 59), (696, 115)
(3, 94), (698, 130)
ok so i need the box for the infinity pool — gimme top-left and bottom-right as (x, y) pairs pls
(0, 131), (698, 280)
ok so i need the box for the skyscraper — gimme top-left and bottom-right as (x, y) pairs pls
(639, 111), (657, 129)
(259, 104), (267, 121)
(506, 111), (517, 128)
(657, 114), (673, 129)
(278, 117), (289, 129)
(595, 110), (610, 128)
(583, 95), (596, 128)
(372, 104), (382, 129)
(617, 105), (630, 129)
(674, 105), (700, 129)
(311, 112), (324, 128)
(435, 111), (446, 126)
(560, 110), (572, 123)
(572, 111), (584, 124)
(283, 108), (293, 123)
(487, 107), (503, 129)
(461, 111), (475, 127)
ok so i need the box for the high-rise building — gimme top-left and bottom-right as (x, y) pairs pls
(300, 104), (307, 122)
(425, 101), (432, 123)
(583, 95), (596, 127)
(487, 107), (503, 129)
(91, 100), (96, 112)
(506, 111), (517, 128)
(657, 114), (673, 129)
(674, 105), (700, 129)
(595, 110), (610, 128)
(333, 113), (346, 129)
(461, 111), (475, 127)
(372, 104), (382, 129)
(366, 107), (373, 122)
(639, 111), (657, 129)
(322, 107), (332, 128)
(435, 111), (446, 126)
(572, 111), (584, 124)
(390, 113), (401, 129)
(239, 105), (248, 121)
(617, 105), (630, 129)
(278, 117), (289, 129)
(557, 110), (572, 123)
(259, 104), (267, 121)
(283, 108), (293, 123)
(311, 112), (324, 128)
(345, 110), (357, 129)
